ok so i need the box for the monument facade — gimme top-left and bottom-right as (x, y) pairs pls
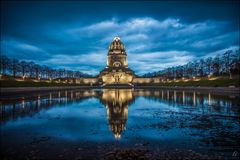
(99, 37), (135, 86)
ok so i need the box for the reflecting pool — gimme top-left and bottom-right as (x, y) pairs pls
(1, 89), (239, 159)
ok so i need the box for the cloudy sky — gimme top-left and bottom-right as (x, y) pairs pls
(1, 0), (239, 75)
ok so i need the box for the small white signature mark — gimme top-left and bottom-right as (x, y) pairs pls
(232, 151), (239, 159)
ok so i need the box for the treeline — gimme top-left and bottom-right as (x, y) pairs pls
(0, 55), (91, 79)
(143, 49), (240, 79)
(1, 49), (239, 80)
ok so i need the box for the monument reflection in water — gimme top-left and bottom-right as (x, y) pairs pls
(101, 89), (133, 139)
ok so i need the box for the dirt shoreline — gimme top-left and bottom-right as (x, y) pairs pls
(1, 85), (239, 95)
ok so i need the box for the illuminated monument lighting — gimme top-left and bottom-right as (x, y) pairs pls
(99, 36), (135, 86)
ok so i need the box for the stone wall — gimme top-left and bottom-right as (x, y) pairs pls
(74, 77), (163, 85)
(132, 77), (162, 84)
(75, 78), (98, 85)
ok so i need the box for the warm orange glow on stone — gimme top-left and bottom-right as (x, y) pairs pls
(99, 36), (135, 86)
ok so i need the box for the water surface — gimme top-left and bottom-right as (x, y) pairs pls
(1, 89), (239, 159)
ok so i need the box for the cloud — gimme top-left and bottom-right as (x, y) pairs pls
(123, 33), (149, 42)
(191, 31), (238, 49)
(16, 43), (44, 52)
(1, 39), (49, 60)
(128, 51), (194, 74)
(2, 16), (239, 75)
(43, 52), (106, 65)
(79, 18), (119, 32)
(67, 17), (185, 43)
(41, 52), (107, 75)
(69, 17), (238, 52)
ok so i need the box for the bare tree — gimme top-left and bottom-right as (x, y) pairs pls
(205, 57), (212, 75)
(198, 59), (205, 77)
(19, 61), (28, 77)
(33, 64), (41, 79)
(212, 55), (221, 76)
(0, 55), (10, 75)
(10, 59), (20, 78)
(223, 50), (233, 79)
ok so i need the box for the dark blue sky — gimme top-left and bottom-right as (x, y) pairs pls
(1, 0), (239, 75)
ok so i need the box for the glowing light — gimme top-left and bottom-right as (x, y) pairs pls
(209, 77), (218, 81)
(114, 133), (121, 139)
(37, 95), (41, 107)
(193, 92), (196, 106)
(174, 91), (176, 102)
(208, 93), (211, 106)
(193, 78), (201, 81)
(22, 97), (25, 110)
(49, 93), (52, 104)
(113, 36), (121, 41)
(71, 91), (73, 99)
(182, 91), (185, 104)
